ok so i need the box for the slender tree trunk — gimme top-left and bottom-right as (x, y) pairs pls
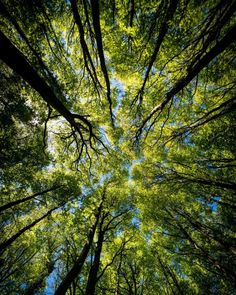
(115, 255), (123, 295)
(90, 0), (113, 123)
(54, 202), (103, 295)
(0, 186), (61, 213)
(137, 0), (179, 103)
(139, 23), (236, 132)
(175, 208), (236, 255)
(157, 254), (177, 295)
(0, 31), (93, 136)
(0, 205), (60, 253)
(84, 229), (105, 295)
(69, 0), (100, 90)
(129, 263), (138, 295)
(166, 209), (236, 284)
(180, 176), (236, 191)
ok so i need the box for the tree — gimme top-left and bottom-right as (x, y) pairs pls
(0, 0), (235, 294)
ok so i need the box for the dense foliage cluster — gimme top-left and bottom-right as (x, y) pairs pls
(0, 0), (235, 294)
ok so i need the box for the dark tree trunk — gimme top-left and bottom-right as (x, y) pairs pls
(166, 209), (236, 285)
(90, 0), (113, 123)
(0, 186), (61, 213)
(137, 0), (179, 104)
(0, 205), (60, 253)
(139, 23), (236, 133)
(174, 208), (236, 255)
(180, 175), (236, 191)
(54, 202), (103, 295)
(85, 229), (105, 295)
(69, 0), (100, 90)
(0, 31), (93, 136)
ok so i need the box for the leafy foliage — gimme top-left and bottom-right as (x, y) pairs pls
(0, 0), (235, 294)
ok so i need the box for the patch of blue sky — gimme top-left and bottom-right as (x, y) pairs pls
(131, 216), (140, 228)
(98, 126), (112, 147)
(208, 196), (221, 212)
(45, 267), (58, 294)
(111, 78), (125, 124)
(45, 250), (64, 294)
(197, 196), (221, 212)
(81, 172), (112, 193)
(115, 226), (125, 237)
(94, 172), (112, 188)
(80, 184), (94, 196)
(182, 133), (194, 146)
(143, 231), (153, 244)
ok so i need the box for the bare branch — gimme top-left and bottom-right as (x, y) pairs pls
(136, 23), (236, 138)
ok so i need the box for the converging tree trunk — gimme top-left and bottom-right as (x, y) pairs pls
(0, 186), (61, 213)
(0, 205), (60, 253)
(85, 220), (105, 295)
(54, 201), (104, 295)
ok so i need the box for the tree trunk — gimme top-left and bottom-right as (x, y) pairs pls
(0, 31), (93, 136)
(166, 209), (236, 284)
(90, 0), (113, 123)
(85, 229), (105, 295)
(137, 0), (179, 104)
(139, 23), (236, 133)
(0, 205), (60, 253)
(54, 202), (103, 295)
(0, 186), (60, 213)
(70, 0), (100, 90)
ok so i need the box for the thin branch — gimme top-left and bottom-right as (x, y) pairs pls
(133, 0), (179, 107)
(136, 23), (236, 137)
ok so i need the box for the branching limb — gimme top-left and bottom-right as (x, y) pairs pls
(136, 23), (236, 138)
(0, 30), (107, 162)
(132, 0), (179, 107)
(70, 0), (101, 97)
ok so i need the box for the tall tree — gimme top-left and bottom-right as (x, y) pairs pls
(0, 0), (235, 293)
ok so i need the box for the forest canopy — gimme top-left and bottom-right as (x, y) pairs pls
(0, 0), (236, 294)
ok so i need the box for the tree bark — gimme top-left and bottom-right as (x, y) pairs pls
(166, 209), (236, 284)
(180, 175), (236, 191)
(69, 0), (100, 91)
(136, 0), (179, 105)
